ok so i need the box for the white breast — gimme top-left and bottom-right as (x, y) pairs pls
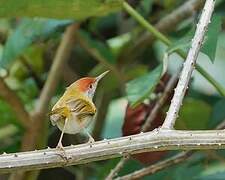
(56, 112), (93, 134)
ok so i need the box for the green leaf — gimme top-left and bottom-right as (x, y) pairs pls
(126, 64), (163, 108)
(0, 0), (122, 19)
(175, 98), (211, 130)
(139, 0), (153, 17)
(201, 15), (221, 63)
(1, 18), (71, 68)
(167, 28), (194, 54)
(208, 98), (225, 129)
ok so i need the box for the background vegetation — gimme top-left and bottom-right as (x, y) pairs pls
(0, 0), (225, 179)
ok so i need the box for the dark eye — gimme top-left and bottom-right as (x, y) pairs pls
(89, 84), (93, 89)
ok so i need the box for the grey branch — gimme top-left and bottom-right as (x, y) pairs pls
(118, 116), (225, 180)
(106, 73), (178, 179)
(105, 155), (130, 180)
(105, 0), (201, 176)
(142, 74), (178, 132)
(162, 0), (215, 129)
(1, 130), (225, 173)
(116, 151), (193, 180)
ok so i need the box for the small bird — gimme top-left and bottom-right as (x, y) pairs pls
(49, 71), (109, 149)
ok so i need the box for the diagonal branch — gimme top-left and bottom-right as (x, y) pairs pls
(105, 73), (179, 180)
(105, 155), (130, 180)
(108, 1), (216, 178)
(116, 151), (193, 180)
(35, 24), (79, 116)
(142, 74), (178, 132)
(0, 78), (30, 129)
(161, 0), (216, 129)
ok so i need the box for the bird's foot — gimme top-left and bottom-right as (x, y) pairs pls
(56, 142), (68, 161)
(87, 136), (95, 144)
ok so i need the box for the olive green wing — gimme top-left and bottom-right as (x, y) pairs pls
(66, 98), (96, 119)
(49, 106), (69, 126)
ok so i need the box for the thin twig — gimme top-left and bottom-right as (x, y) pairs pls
(105, 155), (130, 180)
(0, 78), (30, 129)
(116, 151), (193, 180)
(142, 74), (178, 132)
(162, 0), (216, 129)
(1, 129), (225, 173)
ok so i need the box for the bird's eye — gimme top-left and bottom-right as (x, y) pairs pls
(89, 84), (93, 89)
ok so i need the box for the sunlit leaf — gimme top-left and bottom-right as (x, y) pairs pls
(1, 18), (72, 68)
(126, 64), (163, 108)
(201, 15), (221, 63)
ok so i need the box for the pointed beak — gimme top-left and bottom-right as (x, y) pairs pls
(95, 70), (109, 82)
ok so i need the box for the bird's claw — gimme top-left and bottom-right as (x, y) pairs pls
(87, 137), (95, 144)
(56, 143), (68, 161)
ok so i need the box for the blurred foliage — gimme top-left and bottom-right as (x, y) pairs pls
(126, 64), (162, 107)
(0, 0), (122, 19)
(2, 18), (71, 68)
(0, 0), (224, 180)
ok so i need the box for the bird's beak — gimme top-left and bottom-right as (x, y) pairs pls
(95, 70), (109, 82)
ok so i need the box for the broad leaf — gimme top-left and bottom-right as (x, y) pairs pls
(126, 64), (163, 108)
(1, 18), (71, 68)
(201, 15), (221, 63)
(167, 28), (194, 54)
(175, 98), (211, 130)
(0, 0), (122, 19)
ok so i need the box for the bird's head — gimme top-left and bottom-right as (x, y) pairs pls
(69, 70), (109, 99)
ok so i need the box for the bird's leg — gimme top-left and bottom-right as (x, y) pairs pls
(84, 129), (95, 143)
(57, 118), (68, 150)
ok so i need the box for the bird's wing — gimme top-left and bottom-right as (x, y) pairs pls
(66, 98), (96, 119)
(49, 106), (70, 126)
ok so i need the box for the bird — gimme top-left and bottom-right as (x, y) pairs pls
(49, 70), (109, 149)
